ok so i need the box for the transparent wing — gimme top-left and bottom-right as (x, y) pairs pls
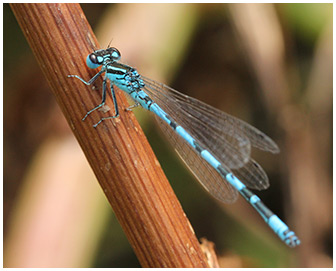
(142, 76), (278, 190)
(232, 159), (269, 190)
(143, 78), (249, 170)
(155, 116), (238, 203)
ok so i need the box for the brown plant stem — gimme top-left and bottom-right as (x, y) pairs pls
(10, 3), (209, 268)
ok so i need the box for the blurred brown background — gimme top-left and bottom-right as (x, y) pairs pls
(3, 3), (332, 268)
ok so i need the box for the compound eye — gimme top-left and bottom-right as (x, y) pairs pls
(89, 53), (98, 64)
(86, 53), (102, 69)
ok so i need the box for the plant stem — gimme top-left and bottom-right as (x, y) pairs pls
(10, 3), (209, 267)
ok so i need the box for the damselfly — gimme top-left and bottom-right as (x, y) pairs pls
(68, 47), (300, 247)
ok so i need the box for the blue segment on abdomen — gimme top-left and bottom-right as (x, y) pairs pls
(250, 195), (260, 204)
(201, 150), (221, 168)
(131, 90), (151, 108)
(225, 173), (246, 191)
(175, 126), (195, 147)
(268, 215), (289, 237)
(150, 103), (174, 125)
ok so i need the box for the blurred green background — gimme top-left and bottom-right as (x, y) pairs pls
(4, 3), (332, 268)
